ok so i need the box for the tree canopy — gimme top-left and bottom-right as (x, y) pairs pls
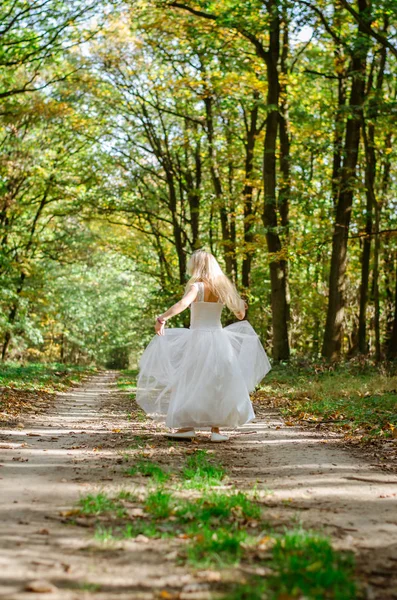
(1, 0), (396, 365)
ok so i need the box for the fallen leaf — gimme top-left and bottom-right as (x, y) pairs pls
(25, 580), (58, 593)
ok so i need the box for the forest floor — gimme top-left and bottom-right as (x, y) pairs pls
(0, 370), (397, 600)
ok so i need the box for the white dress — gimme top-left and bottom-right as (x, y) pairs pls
(136, 282), (271, 429)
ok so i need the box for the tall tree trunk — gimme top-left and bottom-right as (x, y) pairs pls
(242, 96), (259, 288)
(322, 0), (370, 360)
(387, 258), (397, 360)
(380, 132), (393, 354)
(278, 5), (291, 323)
(358, 40), (387, 354)
(184, 119), (201, 249)
(203, 95), (234, 276)
(331, 3), (347, 207)
(1, 272), (26, 360)
(372, 199), (381, 360)
(262, 0), (289, 360)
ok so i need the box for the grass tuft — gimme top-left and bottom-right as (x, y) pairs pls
(125, 459), (170, 483)
(268, 528), (356, 599)
(186, 525), (247, 566)
(182, 449), (225, 488)
(78, 493), (125, 518)
(144, 489), (173, 519)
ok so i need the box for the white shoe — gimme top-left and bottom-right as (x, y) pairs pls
(210, 432), (229, 442)
(167, 429), (196, 439)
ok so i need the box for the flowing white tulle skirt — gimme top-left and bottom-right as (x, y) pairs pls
(136, 321), (271, 429)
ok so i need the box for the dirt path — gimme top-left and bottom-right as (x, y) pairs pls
(0, 372), (396, 599)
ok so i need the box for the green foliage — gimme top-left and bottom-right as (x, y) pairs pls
(0, 0), (395, 364)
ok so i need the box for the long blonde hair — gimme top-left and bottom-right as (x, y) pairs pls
(185, 250), (245, 315)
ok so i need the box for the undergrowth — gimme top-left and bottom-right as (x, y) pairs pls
(259, 361), (397, 439)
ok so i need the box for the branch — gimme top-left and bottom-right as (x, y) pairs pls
(304, 68), (340, 80)
(338, 0), (397, 59)
(168, 1), (217, 22)
(167, 1), (269, 63)
(296, 0), (344, 45)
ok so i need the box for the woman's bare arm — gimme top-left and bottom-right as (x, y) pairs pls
(155, 285), (198, 335)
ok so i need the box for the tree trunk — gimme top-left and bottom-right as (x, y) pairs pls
(331, 4), (347, 207)
(184, 119), (201, 249)
(1, 272), (26, 361)
(203, 95), (234, 276)
(278, 7), (291, 323)
(358, 42), (386, 354)
(262, 0), (289, 361)
(322, 0), (369, 360)
(386, 258), (397, 360)
(372, 199), (381, 360)
(242, 96), (259, 288)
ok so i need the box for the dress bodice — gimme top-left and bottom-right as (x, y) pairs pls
(190, 302), (223, 330)
(190, 282), (223, 330)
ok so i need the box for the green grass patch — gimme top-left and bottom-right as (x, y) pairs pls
(124, 459), (170, 483)
(175, 491), (261, 525)
(94, 525), (116, 543)
(78, 493), (126, 518)
(269, 528), (356, 598)
(226, 528), (356, 599)
(144, 489), (173, 519)
(182, 449), (225, 488)
(117, 369), (138, 390)
(261, 361), (397, 438)
(186, 524), (247, 566)
(0, 362), (95, 392)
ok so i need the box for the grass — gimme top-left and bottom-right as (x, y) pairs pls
(124, 459), (170, 483)
(116, 489), (137, 502)
(126, 435), (147, 449)
(89, 489), (264, 566)
(0, 362), (95, 392)
(182, 449), (225, 488)
(260, 361), (397, 439)
(175, 491), (261, 524)
(0, 362), (97, 423)
(186, 525), (247, 566)
(116, 369), (138, 390)
(144, 489), (173, 519)
(94, 526), (116, 543)
(269, 529), (356, 598)
(77, 582), (102, 592)
(225, 528), (356, 599)
(78, 493), (126, 518)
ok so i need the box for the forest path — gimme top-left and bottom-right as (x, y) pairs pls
(0, 371), (396, 599)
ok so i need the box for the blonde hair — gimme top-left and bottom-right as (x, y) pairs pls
(185, 250), (245, 315)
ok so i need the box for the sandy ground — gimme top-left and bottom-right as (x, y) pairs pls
(0, 371), (396, 600)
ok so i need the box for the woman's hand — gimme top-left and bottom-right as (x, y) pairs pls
(236, 301), (248, 320)
(155, 318), (166, 336)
